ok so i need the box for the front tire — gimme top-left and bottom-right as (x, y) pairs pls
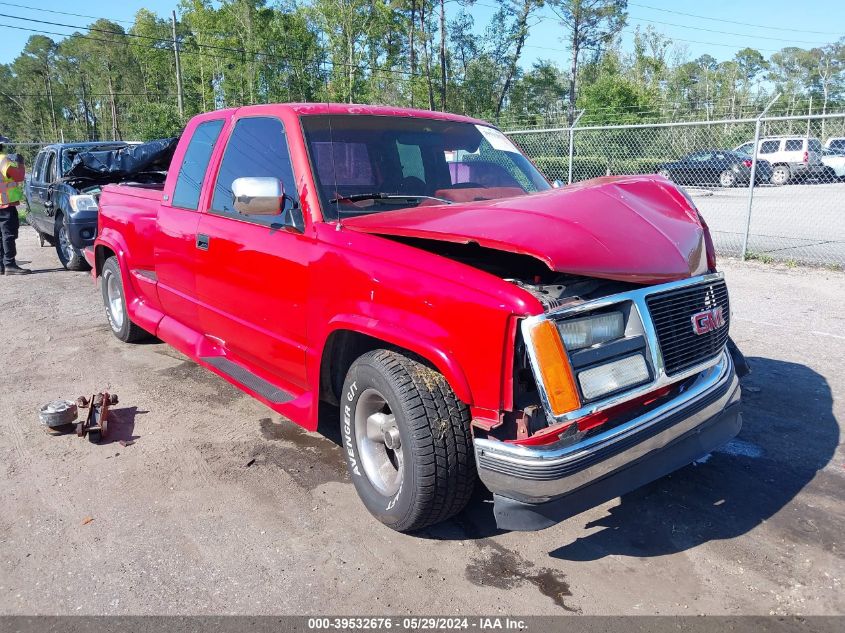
(340, 350), (475, 532)
(101, 256), (149, 343)
(55, 215), (89, 271)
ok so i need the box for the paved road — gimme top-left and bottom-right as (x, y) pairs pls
(0, 229), (843, 615)
(691, 182), (845, 267)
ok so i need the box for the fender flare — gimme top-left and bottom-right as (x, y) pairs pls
(93, 230), (139, 304)
(320, 314), (474, 405)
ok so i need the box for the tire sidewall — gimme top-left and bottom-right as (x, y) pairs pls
(102, 259), (130, 340)
(341, 358), (418, 529)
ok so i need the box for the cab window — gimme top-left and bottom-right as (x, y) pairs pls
(759, 140), (779, 154)
(210, 116), (297, 225)
(31, 152), (47, 182)
(43, 152), (57, 184)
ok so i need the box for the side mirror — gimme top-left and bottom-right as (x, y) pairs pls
(552, 180), (564, 188)
(232, 177), (284, 216)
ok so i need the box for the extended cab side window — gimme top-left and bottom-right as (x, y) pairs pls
(784, 139), (802, 152)
(172, 119), (225, 210)
(210, 116), (297, 224)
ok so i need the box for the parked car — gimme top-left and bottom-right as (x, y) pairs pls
(86, 103), (746, 533)
(25, 142), (131, 270)
(734, 136), (826, 185)
(821, 147), (845, 180)
(825, 137), (845, 153)
(656, 149), (772, 187)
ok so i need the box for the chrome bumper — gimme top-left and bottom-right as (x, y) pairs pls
(475, 350), (740, 517)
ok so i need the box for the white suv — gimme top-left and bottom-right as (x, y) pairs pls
(734, 136), (826, 185)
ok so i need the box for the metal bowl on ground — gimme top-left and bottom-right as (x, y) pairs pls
(39, 400), (79, 432)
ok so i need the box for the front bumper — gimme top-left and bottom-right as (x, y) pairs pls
(474, 350), (740, 531)
(67, 210), (98, 249)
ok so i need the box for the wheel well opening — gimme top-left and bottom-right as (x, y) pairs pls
(95, 245), (115, 277)
(319, 330), (436, 406)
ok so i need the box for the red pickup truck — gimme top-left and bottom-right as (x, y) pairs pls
(87, 103), (745, 532)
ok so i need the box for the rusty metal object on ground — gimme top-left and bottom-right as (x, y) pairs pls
(74, 392), (119, 443)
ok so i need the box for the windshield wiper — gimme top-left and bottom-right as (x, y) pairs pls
(329, 192), (452, 205)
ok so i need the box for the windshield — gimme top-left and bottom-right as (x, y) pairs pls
(300, 115), (550, 220)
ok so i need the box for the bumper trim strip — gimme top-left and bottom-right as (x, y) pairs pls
(474, 350), (738, 504)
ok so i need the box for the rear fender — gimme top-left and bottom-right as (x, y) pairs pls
(94, 230), (163, 334)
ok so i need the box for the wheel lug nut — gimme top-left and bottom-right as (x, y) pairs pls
(383, 427), (401, 450)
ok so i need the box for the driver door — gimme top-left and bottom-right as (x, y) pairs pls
(195, 114), (311, 391)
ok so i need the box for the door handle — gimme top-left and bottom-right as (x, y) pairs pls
(196, 234), (210, 250)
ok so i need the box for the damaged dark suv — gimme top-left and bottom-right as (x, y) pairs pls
(25, 140), (176, 270)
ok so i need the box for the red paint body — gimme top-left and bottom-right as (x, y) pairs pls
(91, 104), (713, 432)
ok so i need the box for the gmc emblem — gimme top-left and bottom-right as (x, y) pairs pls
(691, 306), (725, 335)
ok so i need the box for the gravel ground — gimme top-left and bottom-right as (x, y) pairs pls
(0, 226), (843, 616)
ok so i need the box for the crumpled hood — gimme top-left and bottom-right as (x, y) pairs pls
(342, 176), (709, 284)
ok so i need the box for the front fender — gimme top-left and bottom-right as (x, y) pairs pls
(322, 314), (474, 405)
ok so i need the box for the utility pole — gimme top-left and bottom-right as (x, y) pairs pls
(172, 10), (184, 120)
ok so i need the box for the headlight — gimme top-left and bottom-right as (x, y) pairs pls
(556, 311), (624, 351)
(69, 194), (98, 212)
(578, 354), (650, 400)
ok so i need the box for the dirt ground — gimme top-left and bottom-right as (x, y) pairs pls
(0, 225), (843, 616)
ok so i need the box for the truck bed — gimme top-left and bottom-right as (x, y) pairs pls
(104, 182), (166, 199)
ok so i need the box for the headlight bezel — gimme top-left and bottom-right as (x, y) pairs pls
(519, 272), (729, 427)
(68, 194), (99, 212)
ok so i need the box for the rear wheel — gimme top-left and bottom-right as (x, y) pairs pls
(771, 165), (791, 186)
(101, 256), (149, 343)
(340, 349), (475, 532)
(55, 215), (89, 271)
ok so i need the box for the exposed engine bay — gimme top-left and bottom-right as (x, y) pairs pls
(386, 235), (639, 310)
(386, 234), (658, 444)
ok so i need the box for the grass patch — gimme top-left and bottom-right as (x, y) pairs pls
(745, 251), (775, 264)
(17, 206), (27, 224)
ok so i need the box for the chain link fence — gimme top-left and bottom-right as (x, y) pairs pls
(10, 113), (845, 268)
(508, 113), (845, 268)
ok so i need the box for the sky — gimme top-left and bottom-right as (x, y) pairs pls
(0, 0), (841, 68)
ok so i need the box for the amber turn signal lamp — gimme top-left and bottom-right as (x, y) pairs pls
(529, 320), (581, 416)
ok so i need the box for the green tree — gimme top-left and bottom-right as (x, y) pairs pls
(548, 0), (628, 124)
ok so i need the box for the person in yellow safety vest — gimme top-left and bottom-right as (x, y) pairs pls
(0, 134), (30, 275)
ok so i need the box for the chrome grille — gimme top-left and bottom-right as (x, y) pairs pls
(646, 280), (730, 376)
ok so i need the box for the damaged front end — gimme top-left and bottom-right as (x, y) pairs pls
(343, 176), (746, 530)
(475, 273), (745, 531)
